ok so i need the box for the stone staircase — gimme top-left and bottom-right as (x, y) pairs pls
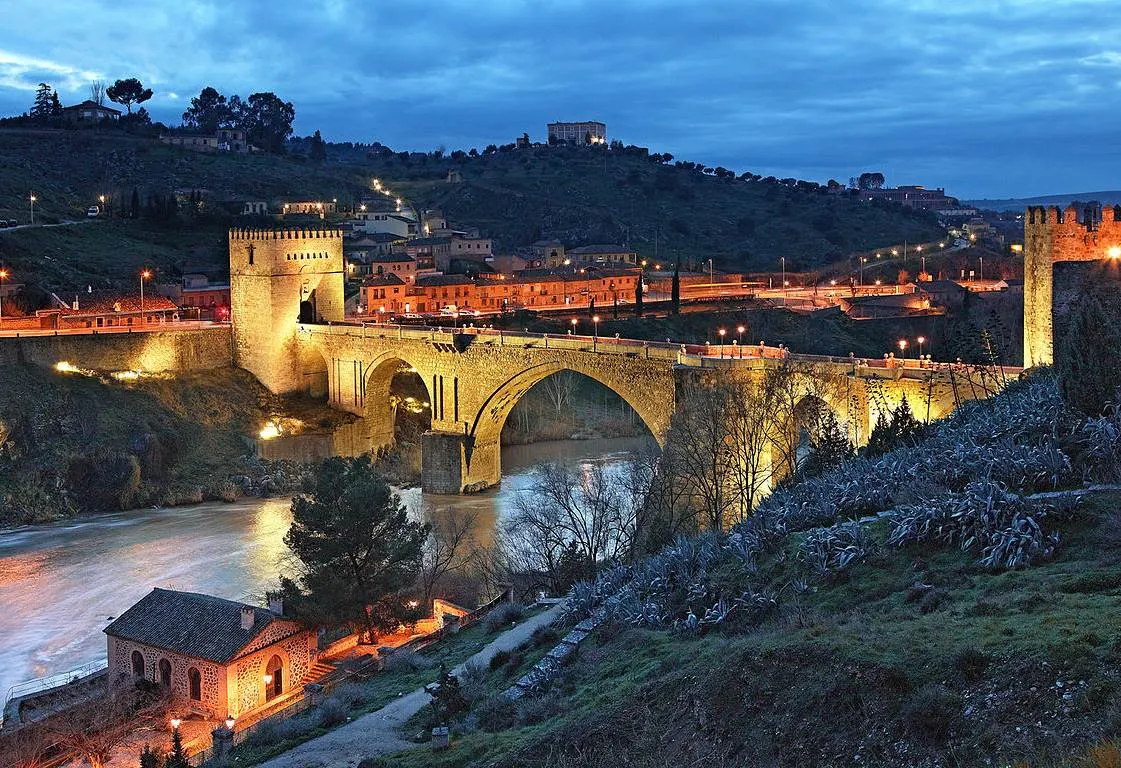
(300, 660), (336, 686)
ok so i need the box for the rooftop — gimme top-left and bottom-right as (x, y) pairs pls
(568, 244), (636, 256)
(104, 588), (294, 663)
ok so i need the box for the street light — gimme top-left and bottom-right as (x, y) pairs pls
(917, 335), (926, 358)
(570, 317), (577, 334)
(0, 268), (7, 322)
(860, 256), (867, 286)
(29, 193), (37, 225)
(736, 324), (745, 357)
(1109, 246), (1121, 259)
(718, 328), (726, 358)
(225, 717), (236, 731)
(781, 256), (786, 306)
(592, 315), (600, 351)
(170, 718), (182, 731)
(140, 269), (152, 315)
(898, 338), (908, 360)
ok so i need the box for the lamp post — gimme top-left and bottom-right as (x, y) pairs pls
(781, 256), (786, 306)
(570, 317), (577, 335)
(979, 256), (984, 282)
(140, 269), (151, 316)
(29, 193), (36, 226)
(737, 324), (745, 357)
(860, 256), (866, 287)
(592, 315), (600, 351)
(718, 328), (726, 358)
(170, 718), (182, 732)
(0, 268), (7, 323)
(898, 338), (908, 361)
(917, 335), (925, 359)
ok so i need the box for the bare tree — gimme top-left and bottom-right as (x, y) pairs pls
(46, 684), (169, 768)
(504, 461), (638, 590)
(0, 723), (52, 768)
(419, 507), (479, 604)
(89, 80), (106, 106)
(664, 382), (736, 530)
(726, 376), (777, 522)
(539, 371), (578, 418)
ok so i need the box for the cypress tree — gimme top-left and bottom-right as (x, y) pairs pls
(670, 260), (681, 314)
(635, 274), (644, 315)
(1058, 291), (1121, 414)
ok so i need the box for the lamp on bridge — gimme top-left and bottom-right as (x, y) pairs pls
(0, 267), (8, 322)
(1107, 246), (1121, 260)
(898, 338), (908, 360)
(917, 336), (926, 359)
(570, 317), (577, 335)
(718, 328), (726, 358)
(592, 315), (600, 350)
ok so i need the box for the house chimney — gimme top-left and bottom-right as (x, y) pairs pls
(240, 606), (255, 631)
(267, 592), (284, 616)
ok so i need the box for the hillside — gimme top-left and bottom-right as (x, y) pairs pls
(369, 376), (1121, 768)
(0, 128), (942, 290)
(968, 191), (1121, 213)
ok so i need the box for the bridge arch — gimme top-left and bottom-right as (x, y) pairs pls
(360, 352), (433, 453)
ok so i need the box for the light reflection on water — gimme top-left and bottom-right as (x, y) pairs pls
(0, 436), (651, 700)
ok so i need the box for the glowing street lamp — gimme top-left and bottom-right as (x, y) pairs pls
(917, 335), (926, 358)
(736, 324), (745, 357)
(718, 327), (726, 358)
(139, 269), (152, 315)
(860, 256), (867, 286)
(592, 315), (600, 350)
(570, 317), (578, 334)
(225, 717), (236, 731)
(1107, 246), (1121, 260)
(263, 674), (273, 685)
(29, 193), (37, 225)
(898, 338), (908, 360)
(0, 268), (8, 322)
(170, 718), (182, 731)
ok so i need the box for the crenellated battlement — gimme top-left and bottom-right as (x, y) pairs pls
(228, 227), (343, 242)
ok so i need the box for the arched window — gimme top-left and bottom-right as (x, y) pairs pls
(131, 650), (145, 678)
(188, 667), (202, 701)
(265, 655), (283, 701)
(158, 658), (172, 687)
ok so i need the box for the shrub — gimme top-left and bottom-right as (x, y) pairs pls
(459, 661), (486, 703)
(516, 692), (560, 725)
(530, 625), (559, 648)
(488, 649), (512, 671)
(383, 649), (433, 672)
(475, 694), (518, 731)
(953, 648), (989, 682)
(919, 588), (949, 614)
(316, 697), (348, 728)
(902, 683), (961, 743)
(485, 602), (524, 634)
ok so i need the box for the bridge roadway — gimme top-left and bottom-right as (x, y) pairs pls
(299, 320), (1019, 493)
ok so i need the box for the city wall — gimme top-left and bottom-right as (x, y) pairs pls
(0, 328), (233, 372)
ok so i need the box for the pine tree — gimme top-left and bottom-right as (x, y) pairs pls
(139, 743), (164, 768)
(635, 275), (644, 315)
(164, 728), (188, 768)
(799, 411), (854, 479)
(309, 129), (327, 163)
(50, 91), (62, 117)
(31, 83), (53, 120)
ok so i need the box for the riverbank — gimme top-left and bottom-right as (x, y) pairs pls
(0, 364), (352, 527)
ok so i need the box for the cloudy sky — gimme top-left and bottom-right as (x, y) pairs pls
(2, 0), (1119, 198)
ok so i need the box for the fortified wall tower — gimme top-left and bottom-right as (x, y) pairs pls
(229, 227), (345, 394)
(1024, 205), (1121, 368)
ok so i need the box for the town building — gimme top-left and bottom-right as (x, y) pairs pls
(282, 200), (337, 218)
(29, 290), (182, 330)
(105, 589), (317, 720)
(353, 210), (417, 238)
(179, 274), (231, 319)
(61, 100), (121, 124)
(861, 185), (958, 211)
(242, 201), (268, 216)
(566, 244), (639, 266)
(404, 236), (452, 272)
(547, 121), (607, 144)
(527, 240), (566, 268)
(161, 128), (251, 153)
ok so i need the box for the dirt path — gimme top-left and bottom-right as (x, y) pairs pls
(258, 604), (561, 768)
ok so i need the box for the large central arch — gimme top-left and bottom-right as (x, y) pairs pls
(361, 352), (433, 453)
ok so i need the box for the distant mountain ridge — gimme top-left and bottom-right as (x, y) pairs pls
(967, 191), (1121, 212)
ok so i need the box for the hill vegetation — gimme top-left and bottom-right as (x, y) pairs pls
(0, 127), (942, 292)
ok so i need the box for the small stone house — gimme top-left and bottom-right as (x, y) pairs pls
(105, 589), (316, 720)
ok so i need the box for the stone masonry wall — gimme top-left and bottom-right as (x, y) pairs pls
(0, 328), (232, 372)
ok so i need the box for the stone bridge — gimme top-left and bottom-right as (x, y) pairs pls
(295, 322), (1004, 493)
(225, 226), (1015, 494)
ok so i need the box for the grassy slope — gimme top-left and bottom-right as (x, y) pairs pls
(0, 129), (942, 291)
(382, 497), (1121, 768)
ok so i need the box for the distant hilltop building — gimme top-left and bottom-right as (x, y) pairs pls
(161, 128), (252, 153)
(548, 121), (606, 145)
(861, 185), (958, 211)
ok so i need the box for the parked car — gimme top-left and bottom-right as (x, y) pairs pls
(86, 206), (100, 218)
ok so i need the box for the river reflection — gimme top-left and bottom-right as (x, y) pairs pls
(0, 436), (652, 701)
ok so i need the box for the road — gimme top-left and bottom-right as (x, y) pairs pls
(0, 320), (227, 338)
(0, 218), (103, 234)
(258, 605), (562, 768)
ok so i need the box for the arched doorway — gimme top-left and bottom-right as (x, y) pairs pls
(131, 650), (144, 678)
(158, 658), (172, 687)
(265, 655), (283, 701)
(188, 667), (202, 701)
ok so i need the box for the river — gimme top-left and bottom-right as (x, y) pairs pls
(0, 436), (653, 702)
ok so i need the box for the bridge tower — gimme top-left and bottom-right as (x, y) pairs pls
(229, 227), (345, 394)
(1023, 205), (1121, 368)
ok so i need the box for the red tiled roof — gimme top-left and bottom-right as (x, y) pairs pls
(61, 291), (178, 315)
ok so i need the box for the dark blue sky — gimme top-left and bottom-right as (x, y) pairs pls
(3, 0), (1119, 198)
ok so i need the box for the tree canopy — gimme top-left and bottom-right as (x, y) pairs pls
(106, 78), (153, 114)
(181, 86), (295, 152)
(280, 456), (428, 641)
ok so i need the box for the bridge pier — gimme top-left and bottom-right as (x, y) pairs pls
(421, 432), (500, 494)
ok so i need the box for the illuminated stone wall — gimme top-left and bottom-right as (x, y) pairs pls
(0, 328), (232, 372)
(229, 227), (345, 394)
(1024, 205), (1121, 367)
